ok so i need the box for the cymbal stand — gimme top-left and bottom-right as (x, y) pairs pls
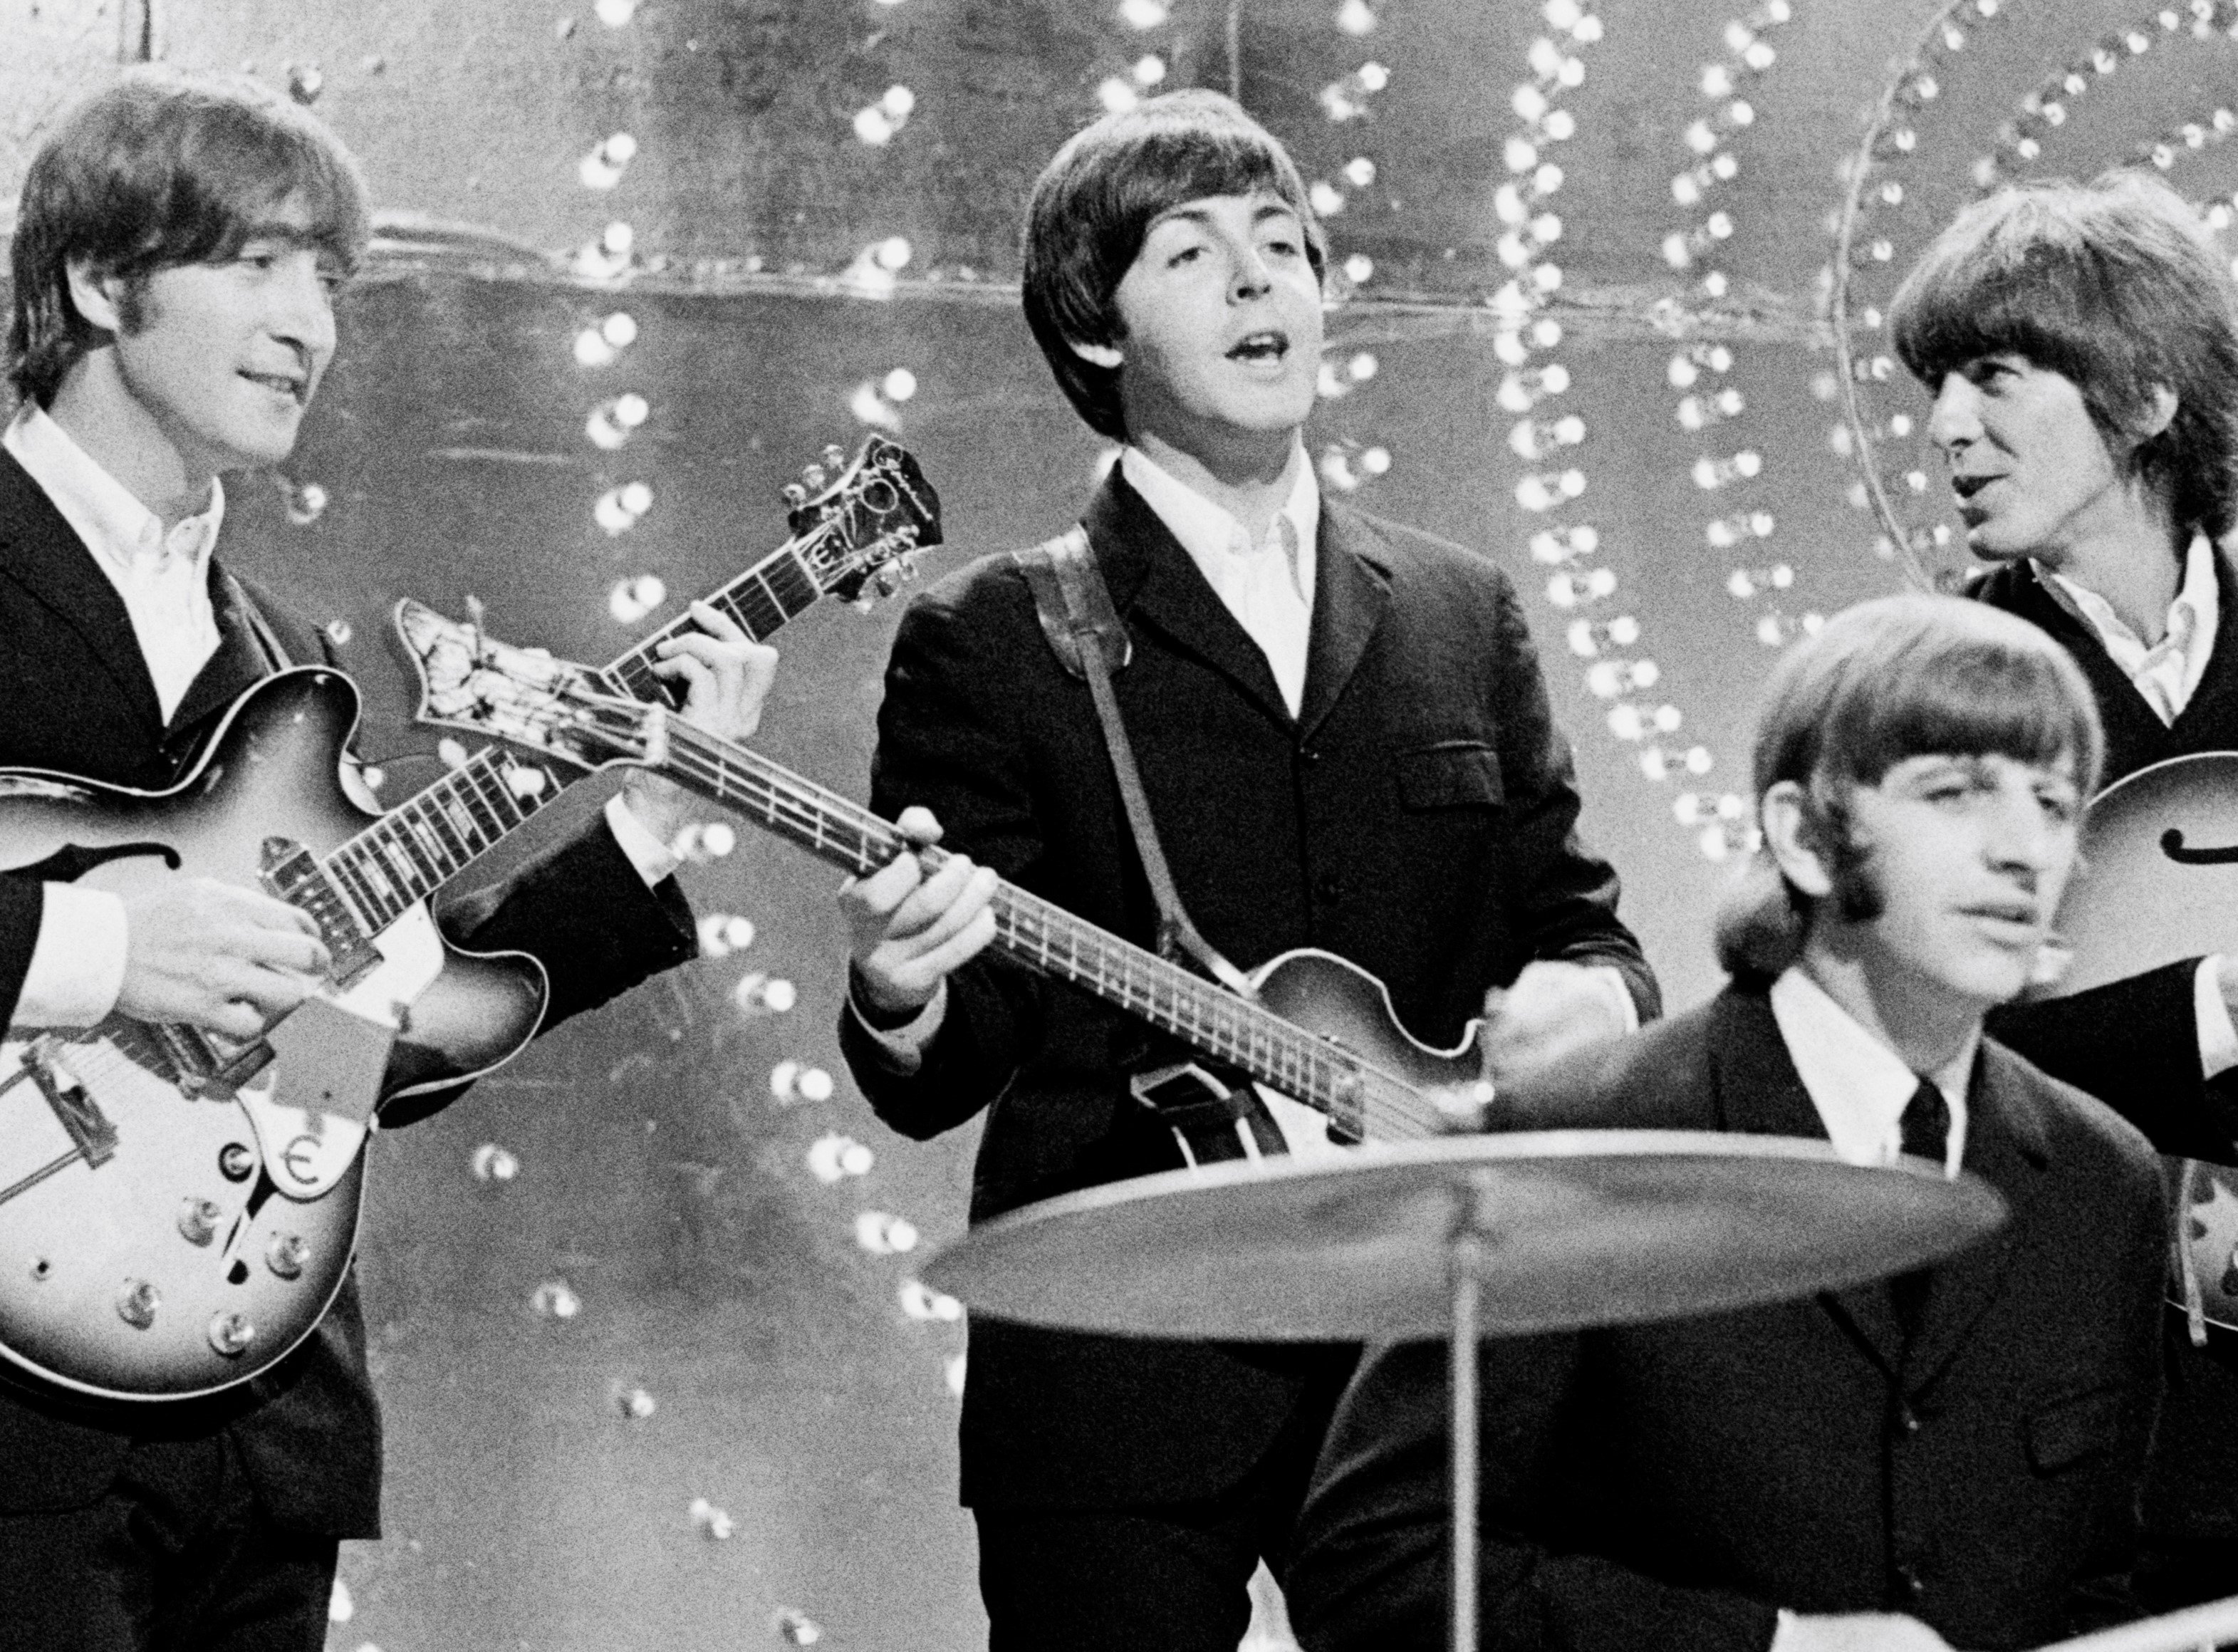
(1449, 1170), (1500, 1652)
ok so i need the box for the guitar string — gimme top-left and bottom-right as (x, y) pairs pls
(641, 715), (1450, 1141)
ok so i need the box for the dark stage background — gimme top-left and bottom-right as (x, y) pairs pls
(9, 0), (2238, 1645)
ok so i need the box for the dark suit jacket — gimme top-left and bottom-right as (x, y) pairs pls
(0, 447), (697, 1534)
(1289, 987), (2167, 1652)
(839, 472), (1656, 1511)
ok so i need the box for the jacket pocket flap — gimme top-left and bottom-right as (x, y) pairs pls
(2024, 1386), (2125, 1472)
(1398, 742), (1504, 809)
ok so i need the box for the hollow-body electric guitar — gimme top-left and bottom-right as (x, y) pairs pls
(397, 603), (1497, 1171)
(0, 438), (941, 1401)
(2031, 749), (2238, 1333)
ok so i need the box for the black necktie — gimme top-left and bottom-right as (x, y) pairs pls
(1892, 1077), (1950, 1339)
(1900, 1077), (1950, 1169)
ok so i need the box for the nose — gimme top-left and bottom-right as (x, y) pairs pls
(1228, 240), (1272, 302)
(1926, 373), (1979, 454)
(1982, 787), (2066, 880)
(270, 255), (337, 362)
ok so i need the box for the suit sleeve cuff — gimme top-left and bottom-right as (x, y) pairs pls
(604, 793), (683, 888)
(16, 883), (127, 1028)
(845, 977), (947, 1073)
(2197, 956), (2238, 1081)
(1586, 962), (1640, 1036)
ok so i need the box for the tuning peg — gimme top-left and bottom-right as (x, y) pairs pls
(822, 442), (847, 471)
(781, 483), (808, 509)
(873, 568), (900, 597)
(800, 464), (827, 492)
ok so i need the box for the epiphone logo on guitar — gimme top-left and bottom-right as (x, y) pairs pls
(0, 438), (942, 1402)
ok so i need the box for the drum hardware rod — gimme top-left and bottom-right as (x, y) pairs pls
(1448, 1168), (1501, 1652)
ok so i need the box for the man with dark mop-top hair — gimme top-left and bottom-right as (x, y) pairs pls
(1288, 594), (2167, 1652)
(835, 88), (1655, 1649)
(0, 67), (774, 1649)
(1891, 169), (2238, 1612)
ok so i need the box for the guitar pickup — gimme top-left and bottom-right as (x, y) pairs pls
(18, 1037), (118, 1168)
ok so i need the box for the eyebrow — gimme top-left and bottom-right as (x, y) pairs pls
(1148, 200), (1302, 234)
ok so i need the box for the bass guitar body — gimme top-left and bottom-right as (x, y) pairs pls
(0, 669), (543, 1399)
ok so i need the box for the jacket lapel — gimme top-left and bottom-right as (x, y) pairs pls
(1900, 1046), (2045, 1398)
(1710, 988), (1913, 1377)
(2167, 544), (2238, 749)
(162, 562), (279, 742)
(1296, 504), (1393, 746)
(0, 447), (167, 737)
(1083, 474), (1293, 729)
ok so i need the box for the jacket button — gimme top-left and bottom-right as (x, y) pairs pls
(1316, 873), (1343, 903)
(1895, 1563), (1925, 1600)
(1297, 747), (1321, 766)
(1898, 1403), (1921, 1435)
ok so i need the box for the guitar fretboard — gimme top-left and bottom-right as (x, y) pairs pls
(599, 541), (827, 702)
(655, 722), (1441, 1142)
(321, 747), (563, 930)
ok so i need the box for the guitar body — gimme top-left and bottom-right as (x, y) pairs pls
(0, 669), (544, 1398)
(1150, 947), (1485, 1167)
(2039, 749), (2238, 1334)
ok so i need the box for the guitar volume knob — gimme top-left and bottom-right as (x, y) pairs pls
(117, 1279), (159, 1330)
(218, 1143), (256, 1183)
(266, 1234), (311, 1281)
(208, 1311), (256, 1357)
(178, 1198), (222, 1246)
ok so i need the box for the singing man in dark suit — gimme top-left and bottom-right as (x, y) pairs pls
(1289, 594), (2167, 1652)
(1890, 171), (2238, 1610)
(833, 90), (1656, 1651)
(0, 68), (774, 1651)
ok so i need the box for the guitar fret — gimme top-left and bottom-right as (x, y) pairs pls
(405, 804), (458, 876)
(415, 794), (470, 866)
(378, 816), (440, 892)
(433, 791), (483, 856)
(333, 846), (396, 925)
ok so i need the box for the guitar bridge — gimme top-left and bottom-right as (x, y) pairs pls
(16, 1036), (118, 1168)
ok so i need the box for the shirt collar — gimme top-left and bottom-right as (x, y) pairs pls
(1766, 967), (1974, 1176)
(2, 402), (224, 577)
(2034, 532), (2218, 675)
(1120, 441), (1320, 585)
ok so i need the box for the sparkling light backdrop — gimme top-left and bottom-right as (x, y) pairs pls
(4, 1), (2230, 1646)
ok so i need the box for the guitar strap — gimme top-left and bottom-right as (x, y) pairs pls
(1013, 529), (1281, 1158)
(1012, 527), (1254, 1002)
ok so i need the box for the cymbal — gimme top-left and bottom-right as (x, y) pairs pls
(921, 1131), (2007, 1341)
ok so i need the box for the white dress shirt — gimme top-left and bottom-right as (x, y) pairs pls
(1119, 444), (1320, 718)
(4, 404), (678, 1031)
(2032, 539), (2238, 1081)
(1767, 967), (1972, 1176)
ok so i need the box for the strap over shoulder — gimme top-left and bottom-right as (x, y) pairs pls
(1012, 524), (1131, 679)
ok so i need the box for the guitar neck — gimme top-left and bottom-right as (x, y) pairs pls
(597, 537), (830, 700)
(326, 534), (836, 930)
(655, 723), (1404, 1138)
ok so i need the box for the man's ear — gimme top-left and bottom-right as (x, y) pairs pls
(1759, 780), (1836, 901)
(1068, 336), (1123, 370)
(63, 258), (125, 335)
(2134, 383), (2179, 444)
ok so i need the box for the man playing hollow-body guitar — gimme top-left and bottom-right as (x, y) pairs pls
(0, 69), (773, 1651)
(836, 90), (1655, 1651)
(1891, 172), (2238, 1612)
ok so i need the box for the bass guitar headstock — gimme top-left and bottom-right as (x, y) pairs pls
(784, 435), (942, 606)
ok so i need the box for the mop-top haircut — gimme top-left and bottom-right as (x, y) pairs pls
(1020, 88), (1325, 441)
(9, 64), (370, 407)
(1714, 592), (2103, 979)
(1888, 170), (2238, 543)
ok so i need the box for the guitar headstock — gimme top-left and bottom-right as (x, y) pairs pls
(784, 435), (943, 606)
(392, 600), (659, 774)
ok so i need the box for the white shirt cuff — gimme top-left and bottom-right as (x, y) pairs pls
(1586, 962), (1640, 1036)
(605, 793), (682, 888)
(14, 883), (129, 1029)
(2197, 955), (2238, 1081)
(847, 977), (948, 1074)
(1767, 1608), (1799, 1652)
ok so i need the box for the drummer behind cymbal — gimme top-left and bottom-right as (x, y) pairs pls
(1286, 593), (2170, 1652)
